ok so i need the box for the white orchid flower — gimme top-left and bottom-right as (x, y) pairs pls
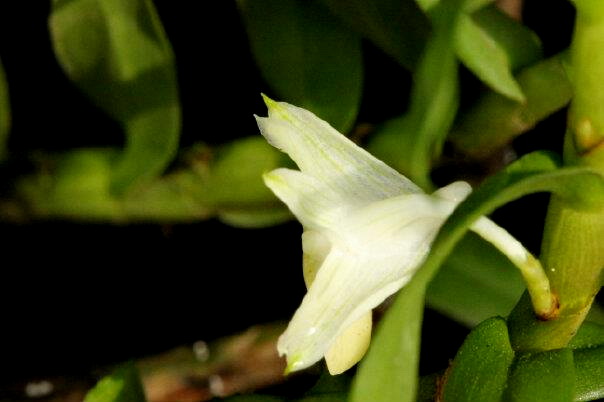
(255, 95), (552, 375)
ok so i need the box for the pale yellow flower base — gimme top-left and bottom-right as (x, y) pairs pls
(325, 312), (372, 375)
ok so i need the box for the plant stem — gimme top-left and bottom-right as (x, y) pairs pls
(508, 0), (604, 351)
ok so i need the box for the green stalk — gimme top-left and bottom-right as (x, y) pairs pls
(508, 0), (604, 351)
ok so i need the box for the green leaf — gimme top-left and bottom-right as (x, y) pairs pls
(569, 322), (604, 349)
(427, 233), (525, 326)
(388, 0), (465, 188)
(421, 151), (604, 283)
(456, 15), (525, 102)
(238, 0), (362, 133)
(49, 0), (181, 194)
(503, 349), (575, 402)
(0, 58), (10, 160)
(472, 5), (543, 71)
(195, 136), (291, 228)
(417, 0), (494, 12)
(355, 151), (604, 401)
(450, 52), (572, 159)
(441, 317), (515, 402)
(84, 362), (147, 402)
(350, 275), (426, 402)
(15, 138), (290, 226)
(574, 345), (604, 401)
(320, 0), (429, 70)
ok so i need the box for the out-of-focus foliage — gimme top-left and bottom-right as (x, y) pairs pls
(237, 0), (363, 133)
(49, 0), (180, 194)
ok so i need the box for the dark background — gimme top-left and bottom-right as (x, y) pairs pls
(0, 0), (575, 386)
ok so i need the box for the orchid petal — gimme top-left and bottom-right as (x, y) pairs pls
(302, 229), (372, 375)
(325, 311), (372, 375)
(278, 194), (453, 372)
(256, 96), (421, 205)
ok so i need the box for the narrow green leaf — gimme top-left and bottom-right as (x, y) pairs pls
(503, 349), (575, 402)
(450, 52), (572, 159)
(84, 363), (147, 402)
(49, 0), (181, 194)
(427, 233), (525, 326)
(350, 276), (426, 402)
(441, 317), (514, 402)
(574, 345), (604, 401)
(472, 5), (543, 71)
(320, 0), (429, 70)
(238, 0), (362, 133)
(0, 58), (10, 160)
(420, 152), (604, 286)
(456, 15), (525, 102)
(390, 0), (465, 188)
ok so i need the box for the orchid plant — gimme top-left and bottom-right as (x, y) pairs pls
(1, 0), (603, 401)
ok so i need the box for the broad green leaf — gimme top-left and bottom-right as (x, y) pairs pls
(0, 58), (10, 160)
(320, 0), (429, 70)
(49, 0), (180, 194)
(84, 363), (147, 402)
(427, 233), (525, 326)
(389, 0), (465, 188)
(350, 275), (425, 402)
(473, 5), (543, 71)
(574, 345), (604, 401)
(569, 322), (604, 349)
(450, 52), (572, 159)
(441, 317), (514, 402)
(456, 15), (525, 102)
(237, 0), (362, 133)
(503, 349), (575, 402)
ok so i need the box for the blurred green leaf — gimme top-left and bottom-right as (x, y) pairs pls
(417, 0), (494, 12)
(451, 52), (572, 159)
(441, 317), (514, 402)
(320, 0), (429, 70)
(569, 322), (604, 349)
(473, 5), (542, 71)
(574, 345), (604, 401)
(194, 136), (291, 228)
(237, 0), (362, 133)
(417, 373), (440, 402)
(84, 362), (147, 402)
(503, 349), (575, 402)
(350, 275), (426, 402)
(456, 15), (525, 102)
(0, 58), (10, 160)
(15, 137), (290, 226)
(384, 0), (465, 188)
(427, 233), (525, 326)
(49, 0), (180, 194)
